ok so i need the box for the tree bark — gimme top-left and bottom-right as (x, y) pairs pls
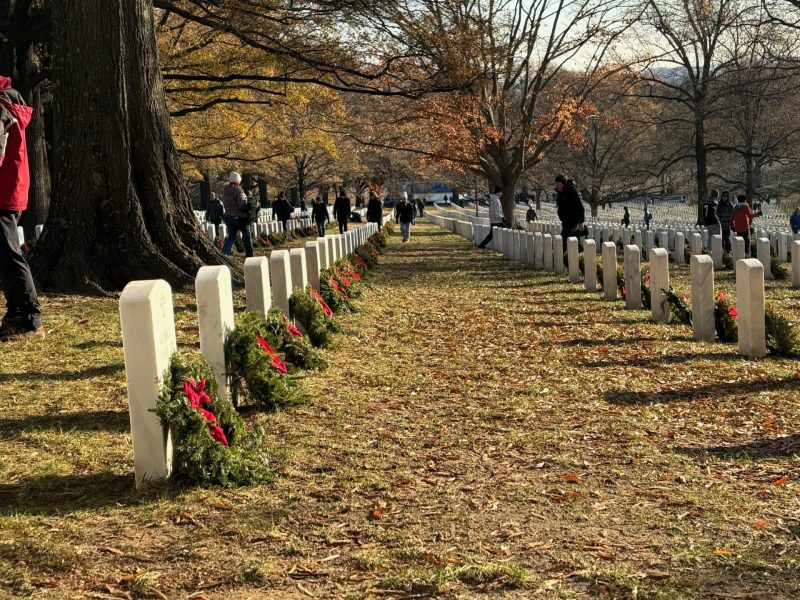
(694, 113), (708, 224)
(199, 171), (211, 211)
(257, 177), (269, 208)
(33, 0), (236, 294)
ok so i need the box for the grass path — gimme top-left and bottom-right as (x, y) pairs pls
(1, 221), (799, 599)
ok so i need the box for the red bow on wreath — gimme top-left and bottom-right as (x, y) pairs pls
(257, 336), (289, 374)
(282, 314), (303, 338)
(311, 289), (334, 318)
(182, 378), (229, 446)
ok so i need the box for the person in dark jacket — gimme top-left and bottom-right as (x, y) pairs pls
(366, 192), (382, 224)
(621, 206), (630, 227)
(0, 77), (41, 341)
(416, 198), (425, 217)
(718, 190), (734, 252)
(554, 175), (585, 251)
(395, 194), (415, 242)
(205, 192), (224, 226)
(221, 171), (254, 257)
(790, 207), (800, 235)
(272, 192), (292, 233)
(334, 193), (351, 233)
(312, 196), (329, 237)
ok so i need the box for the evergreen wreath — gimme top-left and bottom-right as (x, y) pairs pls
(355, 241), (380, 268)
(771, 255), (789, 280)
(722, 253), (733, 270)
(225, 314), (308, 410)
(713, 292), (738, 343)
(664, 288), (693, 326)
(332, 262), (362, 299)
(261, 308), (326, 370)
(765, 310), (800, 357)
(156, 353), (273, 487)
(320, 266), (355, 312)
(290, 287), (340, 348)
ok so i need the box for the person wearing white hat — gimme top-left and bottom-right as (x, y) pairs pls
(221, 171), (254, 257)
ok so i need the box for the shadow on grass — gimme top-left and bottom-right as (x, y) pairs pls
(73, 339), (122, 350)
(0, 409), (129, 439)
(553, 335), (693, 347)
(0, 471), (169, 515)
(604, 375), (798, 405)
(583, 349), (740, 368)
(0, 362), (124, 383)
(675, 433), (800, 460)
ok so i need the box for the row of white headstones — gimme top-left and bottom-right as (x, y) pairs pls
(441, 204), (799, 267)
(427, 213), (800, 360)
(195, 207), (368, 243)
(118, 221), (387, 487)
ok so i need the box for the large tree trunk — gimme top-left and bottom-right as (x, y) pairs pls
(694, 113), (708, 224)
(257, 177), (269, 208)
(34, 0), (235, 294)
(199, 171), (211, 211)
(19, 86), (49, 239)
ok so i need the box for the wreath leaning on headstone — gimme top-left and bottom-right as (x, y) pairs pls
(156, 353), (273, 487)
(225, 313), (309, 411)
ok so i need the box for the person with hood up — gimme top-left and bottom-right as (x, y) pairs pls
(221, 171), (254, 257)
(790, 207), (800, 235)
(0, 77), (42, 341)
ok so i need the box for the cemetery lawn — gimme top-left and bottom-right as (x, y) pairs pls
(1, 221), (799, 600)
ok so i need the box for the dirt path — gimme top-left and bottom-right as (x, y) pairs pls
(1, 221), (798, 599)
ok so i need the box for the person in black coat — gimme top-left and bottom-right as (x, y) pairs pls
(311, 196), (329, 236)
(366, 192), (382, 224)
(554, 174), (585, 251)
(333, 193), (351, 233)
(272, 192), (292, 233)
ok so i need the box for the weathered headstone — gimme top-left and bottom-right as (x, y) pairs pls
(736, 259), (766, 358)
(690, 232), (702, 256)
(304, 241), (322, 292)
(731, 236), (745, 264)
(690, 255), (714, 341)
(711, 234), (723, 269)
(624, 245), (642, 309)
(793, 240), (800, 289)
(602, 242), (617, 300)
(553, 235), (564, 274)
(269, 250), (292, 316)
(650, 248), (670, 323)
(674, 232), (685, 265)
(534, 233), (544, 269)
(527, 232), (535, 267)
(318, 238), (330, 268)
(756, 238), (772, 279)
(289, 248), (309, 292)
(543, 234), (553, 271)
(244, 257), (271, 317)
(567, 237), (580, 283)
(196, 266), (235, 403)
(119, 280), (175, 488)
(584, 239), (597, 291)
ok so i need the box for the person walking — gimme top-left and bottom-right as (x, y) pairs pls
(555, 175), (585, 251)
(643, 207), (652, 230)
(334, 192), (351, 233)
(477, 187), (505, 249)
(718, 190), (734, 253)
(221, 171), (254, 257)
(366, 192), (382, 225)
(0, 76), (42, 341)
(526, 202), (538, 222)
(205, 192), (224, 226)
(703, 189), (721, 236)
(790, 207), (800, 235)
(272, 192), (292, 233)
(731, 194), (759, 257)
(416, 198), (425, 217)
(312, 196), (329, 237)
(395, 194), (415, 242)
(621, 206), (630, 227)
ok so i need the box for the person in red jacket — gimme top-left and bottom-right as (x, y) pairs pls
(0, 76), (42, 341)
